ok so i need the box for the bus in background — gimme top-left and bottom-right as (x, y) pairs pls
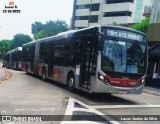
(22, 42), (36, 74)
(22, 25), (147, 94)
(3, 47), (22, 70)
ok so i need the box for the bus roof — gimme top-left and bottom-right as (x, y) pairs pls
(22, 25), (146, 46)
(78, 25), (146, 36)
(99, 25), (146, 35)
(23, 30), (77, 46)
(5, 47), (22, 55)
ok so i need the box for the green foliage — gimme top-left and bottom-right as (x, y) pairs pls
(0, 39), (12, 58)
(32, 20), (69, 40)
(31, 22), (43, 34)
(129, 17), (150, 33)
(12, 34), (32, 48)
(1, 40), (12, 52)
(112, 22), (119, 26)
(34, 30), (48, 40)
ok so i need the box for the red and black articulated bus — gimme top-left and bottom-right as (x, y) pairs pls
(22, 25), (147, 94)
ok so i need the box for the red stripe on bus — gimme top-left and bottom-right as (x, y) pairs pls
(106, 75), (142, 87)
(53, 69), (61, 78)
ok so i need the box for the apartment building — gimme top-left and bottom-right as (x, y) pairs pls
(147, 0), (160, 42)
(150, 0), (160, 23)
(71, 0), (152, 29)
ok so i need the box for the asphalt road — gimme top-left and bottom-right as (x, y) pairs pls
(0, 69), (160, 124)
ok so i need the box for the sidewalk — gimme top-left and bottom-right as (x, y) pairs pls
(143, 86), (160, 96)
(0, 63), (12, 82)
(0, 62), (6, 81)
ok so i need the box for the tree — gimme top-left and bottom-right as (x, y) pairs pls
(112, 22), (119, 26)
(34, 30), (48, 40)
(31, 22), (43, 35)
(129, 17), (150, 33)
(12, 34), (32, 48)
(0, 40), (12, 58)
(33, 20), (69, 40)
(1, 40), (12, 51)
(54, 20), (69, 33)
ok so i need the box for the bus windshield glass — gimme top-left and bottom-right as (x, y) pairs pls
(101, 29), (146, 74)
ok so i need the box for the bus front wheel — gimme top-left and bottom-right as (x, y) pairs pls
(67, 73), (75, 92)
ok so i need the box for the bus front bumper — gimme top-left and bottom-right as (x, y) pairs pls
(107, 84), (144, 94)
(91, 79), (144, 94)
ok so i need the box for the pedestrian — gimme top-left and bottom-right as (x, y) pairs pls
(153, 72), (160, 79)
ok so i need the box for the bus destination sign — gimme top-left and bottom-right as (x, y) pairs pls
(107, 29), (143, 41)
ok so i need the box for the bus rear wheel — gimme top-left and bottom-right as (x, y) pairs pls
(67, 73), (75, 92)
(42, 68), (46, 81)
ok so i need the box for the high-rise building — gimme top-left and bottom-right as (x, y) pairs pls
(147, 0), (160, 42)
(71, 0), (152, 29)
(142, 0), (152, 18)
(134, 0), (144, 22)
(150, 0), (160, 23)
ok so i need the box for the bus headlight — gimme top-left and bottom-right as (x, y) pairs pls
(137, 79), (145, 86)
(100, 75), (104, 80)
(98, 73), (108, 84)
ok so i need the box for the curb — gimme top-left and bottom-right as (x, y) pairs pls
(143, 90), (160, 96)
(0, 70), (13, 83)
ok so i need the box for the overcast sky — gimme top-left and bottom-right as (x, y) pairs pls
(0, 0), (74, 40)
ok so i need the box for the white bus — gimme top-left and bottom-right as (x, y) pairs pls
(22, 25), (147, 94)
(3, 47), (22, 70)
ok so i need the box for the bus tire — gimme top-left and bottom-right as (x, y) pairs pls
(42, 67), (46, 81)
(67, 73), (75, 92)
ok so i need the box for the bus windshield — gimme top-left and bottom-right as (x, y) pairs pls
(101, 38), (146, 74)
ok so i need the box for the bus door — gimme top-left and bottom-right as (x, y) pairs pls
(30, 44), (35, 72)
(79, 35), (95, 90)
(48, 45), (53, 77)
(31, 60), (34, 72)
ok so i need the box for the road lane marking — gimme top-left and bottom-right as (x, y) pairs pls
(90, 105), (160, 109)
(115, 94), (152, 105)
(62, 98), (120, 124)
(64, 97), (74, 115)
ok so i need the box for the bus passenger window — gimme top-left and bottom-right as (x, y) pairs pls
(54, 44), (70, 66)
(70, 39), (81, 66)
